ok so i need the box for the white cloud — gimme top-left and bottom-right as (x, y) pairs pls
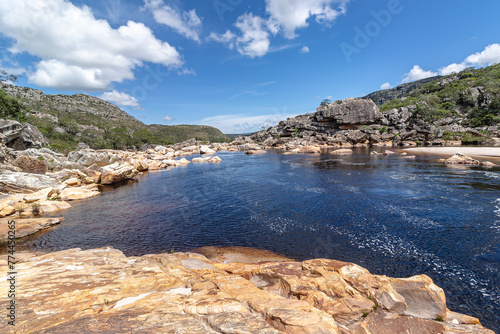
(0, 0), (182, 91)
(200, 112), (300, 133)
(99, 90), (141, 108)
(234, 14), (271, 58)
(163, 115), (174, 121)
(380, 82), (392, 90)
(265, 0), (348, 39)
(438, 63), (468, 76)
(143, 0), (202, 43)
(401, 65), (437, 83)
(177, 68), (196, 76)
(206, 30), (237, 49)
(465, 43), (500, 67)
(209, 0), (348, 58)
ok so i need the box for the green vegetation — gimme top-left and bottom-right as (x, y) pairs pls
(442, 131), (485, 144)
(379, 64), (500, 127)
(436, 315), (444, 322)
(0, 81), (230, 153)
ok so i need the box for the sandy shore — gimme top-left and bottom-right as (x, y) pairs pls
(404, 147), (500, 160)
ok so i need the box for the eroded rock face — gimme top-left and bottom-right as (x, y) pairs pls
(0, 120), (49, 150)
(316, 98), (383, 126)
(0, 247), (493, 334)
(99, 162), (138, 185)
(0, 171), (59, 193)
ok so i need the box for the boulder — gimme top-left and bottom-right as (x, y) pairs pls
(206, 156), (222, 163)
(24, 187), (53, 203)
(0, 119), (48, 149)
(131, 159), (149, 172)
(444, 153), (480, 165)
(68, 150), (110, 167)
(12, 155), (48, 174)
(0, 171), (59, 193)
(316, 98), (383, 126)
(178, 158), (191, 165)
(298, 146), (321, 154)
(59, 185), (100, 201)
(245, 150), (267, 155)
(332, 148), (354, 155)
(200, 145), (216, 154)
(0, 217), (63, 241)
(47, 169), (87, 182)
(99, 162), (138, 185)
(36, 200), (71, 213)
(191, 157), (206, 163)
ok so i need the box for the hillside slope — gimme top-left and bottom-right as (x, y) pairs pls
(0, 83), (230, 151)
(244, 64), (500, 147)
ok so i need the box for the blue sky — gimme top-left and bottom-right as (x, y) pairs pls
(0, 0), (499, 133)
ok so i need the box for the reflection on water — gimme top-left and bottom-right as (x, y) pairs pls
(11, 149), (500, 331)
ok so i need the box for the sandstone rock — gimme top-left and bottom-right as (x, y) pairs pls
(206, 156), (222, 163)
(36, 200), (71, 213)
(0, 171), (59, 193)
(131, 159), (149, 172)
(59, 185), (100, 201)
(64, 177), (81, 186)
(316, 98), (382, 126)
(162, 159), (179, 167)
(0, 217), (63, 242)
(332, 149), (354, 155)
(445, 153), (480, 165)
(192, 157), (206, 163)
(12, 155), (48, 174)
(298, 146), (321, 154)
(245, 150), (267, 155)
(99, 162), (138, 185)
(47, 169), (87, 182)
(384, 150), (396, 155)
(0, 203), (15, 217)
(178, 158), (191, 165)
(481, 161), (496, 167)
(24, 187), (53, 203)
(68, 149), (110, 167)
(0, 247), (494, 334)
(0, 119), (49, 149)
(200, 145), (216, 154)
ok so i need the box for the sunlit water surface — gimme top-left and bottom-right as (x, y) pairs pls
(16, 148), (500, 331)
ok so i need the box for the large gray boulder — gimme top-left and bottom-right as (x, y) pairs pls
(0, 171), (59, 193)
(68, 149), (110, 167)
(316, 98), (383, 126)
(0, 120), (49, 149)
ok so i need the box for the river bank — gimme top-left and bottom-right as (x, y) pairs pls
(1, 142), (499, 332)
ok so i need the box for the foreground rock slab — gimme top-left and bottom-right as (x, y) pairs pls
(0, 217), (63, 242)
(0, 247), (493, 334)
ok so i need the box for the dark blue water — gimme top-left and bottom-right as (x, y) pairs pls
(18, 148), (500, 331)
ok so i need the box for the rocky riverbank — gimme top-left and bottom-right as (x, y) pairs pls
(0, 246), (494, 333)
(0, 138), (235, 242)
(233, 97), (500, 153)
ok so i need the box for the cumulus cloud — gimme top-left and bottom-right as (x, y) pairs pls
(465, 43), (500, 67)
(209, 14), (270, 58)
(438, 63), (468, 76)
(265, 0), (349, 39)
(208, 0), (348, 58)
(401, 65), (438, 83)
(143, 0), (202, 43)
(99, 90), (141, 108)
(163, 115), (174, 121)
(380, 82), (392, 90)
(300, 46), (310, 53)
(0, 0), (182, 91)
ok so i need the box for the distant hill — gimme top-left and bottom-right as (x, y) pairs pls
(0, 83), (230, 152)
(363, 76), (440, 105)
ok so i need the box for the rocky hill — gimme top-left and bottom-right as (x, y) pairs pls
(243, 64), (500, 148)
(0, 83), (230, 152)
